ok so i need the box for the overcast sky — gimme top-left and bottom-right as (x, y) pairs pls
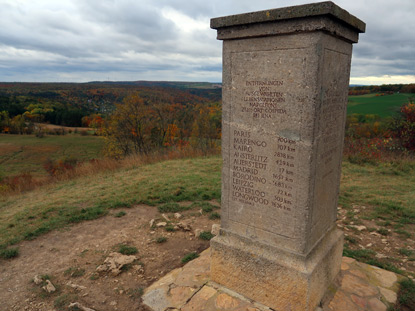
(0, 0), (414, 85)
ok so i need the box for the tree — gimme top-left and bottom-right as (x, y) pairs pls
(390, 99), (415, 151)
(190, 103), (221, 153)
(102, 93), (152, 157)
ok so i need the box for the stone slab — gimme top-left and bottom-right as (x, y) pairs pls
(211, 1), (365, 33)
(142, 249), (404, 311)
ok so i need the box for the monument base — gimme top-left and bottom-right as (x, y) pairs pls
(210, 226), (343, 311)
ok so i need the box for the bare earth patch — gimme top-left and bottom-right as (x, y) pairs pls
(338, 205), (415, 277)
(0, 204), (219, 311)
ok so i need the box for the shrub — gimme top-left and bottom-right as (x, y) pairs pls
(181, 252), (199, 263)
(114, 211), (126, 217)
(209, 212), (220, 220)
(390, 101), (415, 151)
(199, 231), (214, 241)
(156, 237), (167, 243)
(118, 244), (138, 255)
(0, 247), (19, 259)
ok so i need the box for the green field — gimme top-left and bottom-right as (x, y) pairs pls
(0, 134), (104, 178)
(347, 93), (413, 118)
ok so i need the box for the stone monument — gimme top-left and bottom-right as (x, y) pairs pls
(210, 2), (365, 310)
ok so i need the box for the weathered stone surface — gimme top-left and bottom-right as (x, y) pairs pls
(349, 269), (368, 280)
(211, 224), (220, 236)
(350, 294), (367, 309)
(379, 287), (397, 304)
(215, 293), (240, 309)
(371, 267), (398, 288)
(142, 249), (210, 311)
(96, 252), (137, 276)
(343, 257), (356, 264)
(181, 286), (217, 311)
(211, 1), (365, 33)
(33, 275), (43, 285)
(368, 298), (387, 311)
(328, 290), (360, 311)
(42, 280), (56, 293)
(341, 274), (378, 297)
(211, 228), (343, 311)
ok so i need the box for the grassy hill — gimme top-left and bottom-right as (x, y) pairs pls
(347, 93), (413, 118)
(0, 156), (221, 249)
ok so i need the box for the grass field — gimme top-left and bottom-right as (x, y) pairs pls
(0, 156), (221, 249)
(347, 93), (413, 118)
(0, 134), (104, 178)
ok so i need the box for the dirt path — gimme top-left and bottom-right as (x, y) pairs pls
(0, 205), (218, 311)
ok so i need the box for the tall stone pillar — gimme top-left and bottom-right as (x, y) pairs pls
(210, 2), (365, 310)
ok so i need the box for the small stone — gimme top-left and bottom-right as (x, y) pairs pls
(161, 213), (170, 221)
(149, 219), (155, 227)
(33, 275), (43, 285)
(174, 213), (182, 219)
(96, 252), (137, 276)
(375, 253), (387, 259)
(42, 280), (56, 293)
(66, 282), (86, 291)
(194, 229), (202, 237)
(110, 301), (117, 306)
(177, 220), (192, 231)
(366, 243), (373, 247)
(211, 224), (220, 236)
(156, 222), (167, 227)
(351, 225), (367, 231)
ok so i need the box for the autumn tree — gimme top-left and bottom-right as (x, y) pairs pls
(102, 93), (152, 157)
(190, 103), (221, 153)
(390, 99), (415, 151)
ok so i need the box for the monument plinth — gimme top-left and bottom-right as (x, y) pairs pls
(210, 2), (365, 310)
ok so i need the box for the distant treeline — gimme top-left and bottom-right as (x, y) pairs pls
(0, 81), (222, 129)
(349, 83), (415, 95)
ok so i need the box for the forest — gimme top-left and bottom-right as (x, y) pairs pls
(0, 82), (222, 156)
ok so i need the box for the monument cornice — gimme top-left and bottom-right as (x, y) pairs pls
(211, 1), (366, 34)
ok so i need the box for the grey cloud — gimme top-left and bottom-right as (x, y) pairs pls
(0, 0), (414, 82)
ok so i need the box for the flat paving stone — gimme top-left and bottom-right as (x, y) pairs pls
(143, 251), (403, 311)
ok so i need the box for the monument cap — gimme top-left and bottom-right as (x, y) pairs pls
(211, 1), (366, 33)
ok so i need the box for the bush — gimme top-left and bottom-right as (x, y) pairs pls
(0, 247), (19, 259)
(199, 231), (214, 241)
(390, 100), (415, 151)
(118, 244), (138, 255)
(181, 252), (199, 263)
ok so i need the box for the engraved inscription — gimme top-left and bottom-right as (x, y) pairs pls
(227, 49), (308, 239)
(271, 137), (296, 211)
(242, 80), (287, 119)
(231, 129), (269, 207)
